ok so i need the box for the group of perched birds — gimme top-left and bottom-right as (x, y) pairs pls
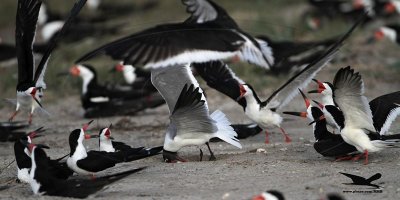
(1, 0), (399, 198)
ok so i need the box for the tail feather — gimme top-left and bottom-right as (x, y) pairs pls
(210, 110), (242, 149)
(124, 146), (162, 162)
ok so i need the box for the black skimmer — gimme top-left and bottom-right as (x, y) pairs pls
(373, 24), (400, 44)
(283, 90), (358, 158)
(151, 64), (242, 162)
(252, 190), (285, 200)
(66, 64), (165, 118)
(311, 67), (400, 164)
(310, 80), (400, 136)
(8, 0), (86, 124)
(98, 125), (163, 158)
(75, 0), (274, 69)
(383, 0), (400, 15)
(192, 16), (362, 143)
(340, 172), (381, 188)
(26, 143), (146, 198)
(305, 0), (377, 29)
(0, 121), (29, 142)
(14, 127), (44, 183)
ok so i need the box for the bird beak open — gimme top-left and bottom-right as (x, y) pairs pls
(283, 111), (307, 118)
(308, 79), (325, 94)
(27, 127), (46, 139)
(236, 84), (246, 101)
(82, 120), (94, 131)
(298, 89), (310, 108)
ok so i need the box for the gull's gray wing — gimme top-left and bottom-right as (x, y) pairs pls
(261, 15), (365, 111)
(151, 64), (207, 113)
(182, 0), (238, 28)
(171, 84), (217, 134)
(333, 67), (375, 132)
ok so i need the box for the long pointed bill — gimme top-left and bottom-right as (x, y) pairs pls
(236, 84), (246, 101)
(312, 100), (324, 109)
(32, 95), (43, 108)
(283, 111), (307, 118)
(308, 90), (319, 94)
(82, 120), (94, 131)
(84, 134), (99, 139)
(27, 127), (46, 139)
(298, 89), (310, 108)
(312, 79), (326, 93)
(308, 115), (326, 125)
(69, 65), (80, 76)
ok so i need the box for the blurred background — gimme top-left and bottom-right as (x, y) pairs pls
(0, 0), (399, 108)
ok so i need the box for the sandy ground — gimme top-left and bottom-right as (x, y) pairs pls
(0, 79), (399, 200)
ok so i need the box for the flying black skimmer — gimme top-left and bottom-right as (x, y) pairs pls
(192, 17), (362, 143)
(65, 64), (165, 118)
(8, 0), (86, 124)
(75, 0), (274, 69)
(252, 190), (285, 200)
(151, 64), (242, 162)
(373, 24), (400, 44)
(14, 127), (44, 183)
(98, 125), (163, 160)
(283, 90), (358, 158)
(0, 121), (29, 142)
(254, 35), (339, 74)
(310, 67), (400, 164)
(340, 172), (382, 188)
(26, 143), (145, 198)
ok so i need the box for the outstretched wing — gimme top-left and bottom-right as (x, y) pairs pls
(192, 61), (244, 102)
(33, 0), (87, 88)
(366, 173), (382, 183)
(151, 64), (207, 112)
(75, 23), (244, 68)
(261, 13), (364, 110)
(182, 0), (238, 28)
(16, 0), (41, 85)
(369, 91), (400, 135)
(170, 84), (217, 135)
(340, 172), (366, 183)
(333, 67), (375, 132)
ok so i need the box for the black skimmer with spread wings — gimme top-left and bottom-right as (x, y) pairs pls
(340, 172), (382, 188)
(283, 90), (358, 158)
(311, 67), (400, 164)
(98, 125), (163, 160)
(9, 0), (86, 124)
(192, 16), (362, 143)
(0, 121), (29, 142)
(66, 64), (165, 118)
(75, 0), (273, 69)
(27, 144), (145, 198)
(151, 64), (242, 162)
(254, 35), (339, 74)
